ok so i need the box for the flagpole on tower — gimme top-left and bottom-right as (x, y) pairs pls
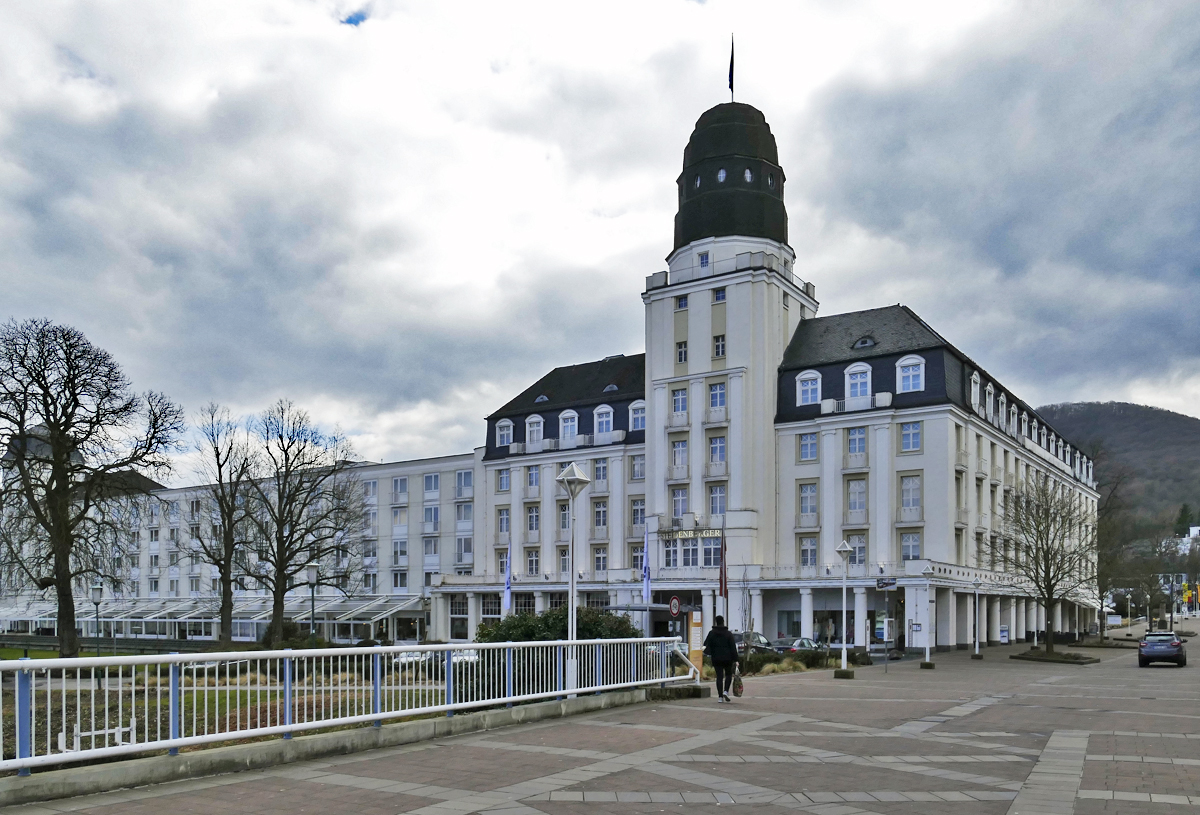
(728, 34), (734, 102)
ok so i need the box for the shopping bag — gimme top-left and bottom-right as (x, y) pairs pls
(731, 664), (744, 698)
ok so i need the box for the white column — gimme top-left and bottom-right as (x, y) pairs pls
(750, 589), (764, 635)
(1052, 602), (1062, 639)
(702, 589), (714, 636)
(819, 429), (840, 565)
(938, 587), (953, 651)
(610, 455), (626, 569)
(872, 422), (893, 566)
(853, 586), (868, 647)
(903, 584), (921, 653)
(1037, 602), (1047, 639)
(466, 592), (478, 641)
(728, 372), (745, 509)
(689, 378), (705, 521)
(1008, 597), (1018, 643)
(650, 384), (669, 520)
(975, 593), (986, 648)
(988, 596), (1001, 644)
(534, 590), (545, 614)
(1016, 597), (1027, 642)
(800, 588), (814, 639)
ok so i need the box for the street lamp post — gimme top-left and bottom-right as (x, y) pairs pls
(555, 462), (591, 692)
(922, 565), (935, 663)
(972, 579), (983, 657)
(90, 583), (103, 689)
(836, 541), (851, 670)
(307, 564), (319, 647)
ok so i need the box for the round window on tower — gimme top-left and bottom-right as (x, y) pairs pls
(768, 173), (775, 188)
(744, 168), (753, 183)
(694, 174), (701, 189)
(717, 168), (726, 183)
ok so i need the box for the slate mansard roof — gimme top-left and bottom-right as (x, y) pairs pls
(488, 354), (645, 420)
(780, 305), (949, 371)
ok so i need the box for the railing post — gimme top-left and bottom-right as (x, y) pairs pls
(557, 645), (564, 700)
(372, 652), (382, 727)
(168, 653), (181, 756)
(659, 640), (668, 689)
(445, 650), (454, 717)
(16, 658), (32, 777)
(595, 643), (602, 696)
(505, 647), (513, 709)
(283, 650), (293, 739)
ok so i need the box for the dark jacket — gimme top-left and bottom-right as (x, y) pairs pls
(703, 626), (738, 664)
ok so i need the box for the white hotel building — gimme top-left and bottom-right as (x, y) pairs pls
(2, 102), (1099, 649)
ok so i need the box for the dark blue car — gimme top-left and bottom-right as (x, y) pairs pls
(1139, 632), (1188, 667)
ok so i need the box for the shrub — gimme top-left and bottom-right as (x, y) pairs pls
(848, 650), (873, 667)
(474, 606), (643, 643)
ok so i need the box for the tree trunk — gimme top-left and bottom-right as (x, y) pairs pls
(1044, 600), (1056, 654)
(268, 586), (287, 647)
(218, 564), (234, 645)
(54, 550), (79, 658)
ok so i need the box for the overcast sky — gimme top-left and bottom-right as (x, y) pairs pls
(1, 1), (1197, 476)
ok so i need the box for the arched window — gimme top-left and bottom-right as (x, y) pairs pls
(970, 372), (981, 409)
(1009, 405), (1018, 435)
(845, 363), (872, 401)
(1021, 412), (1029, 438)
(628, 400), (646, 432)
(985, 384), (995, 421)
(559, 410), (578, 441)
(593, 405), (613, 436)
(496, 420), (513, 447)
(896, 355), (925, 393)
(526, 415), (544, 445)
(795, 370), (821, 406)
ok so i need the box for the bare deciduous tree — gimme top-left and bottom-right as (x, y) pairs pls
(245, 400), (364, 646)
(996, 473), (1097, 653)
(0, 319), (182, 657)
(187, 403), (255, 645)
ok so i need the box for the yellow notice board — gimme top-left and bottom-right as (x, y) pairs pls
(689, 612), (705, 670)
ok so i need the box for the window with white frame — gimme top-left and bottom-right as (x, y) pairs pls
(702, 536), (721, 566)
(497, 469), (510, 491)
(393, 539), (407, 561)
(713, 335), (726, 358)
(901, 475), (921, 509)
(558, 547), (569, 573)
(527, 466), (539, 487)
(497, 550), (508, 575)
(846, 363), (872, 398)
(594, 406), (613, 435)
(559, 411), (577, 440)
(631, 454), (645, 480)
(672, 439), (688, 466)
(709, 382), (726, 408)
(630, 544), (645, 571)
(848, 427), (866, 454)
(985, 384), (995, 420)
(392, 506), (407, 528)
(676, 294), (688, 309)
(594, 458), (607, 481)
(681, 537), (698, 567)
(971, 372), (981, 408)
(709, 485), (726, 516)
(799, 433), (818, 461)
(559, 502), (570, 530)
(526, 548), (539, 575)
(497, 508), (510, 533)
(713, 286), (725, 302)
(593, 500), (608, 529)
(847, 480), (867, 512)
(424, 537), (438, 555)
(796, 371), (821, 405)
(900, 422), (921, 451)
(662, 539), (678, 567)
(456, 503), (473, 522)
(526, 505), (539, 531)
(672, 388), (688, 413)
(799, 537), (817, 567)
(676, 341), (688, 364)
(709, 435), (725, 463)
(631, 498), (645, 526)
(393, 571), (407, 589)
(496, 420), (513, 446)
(593, 547), (608, 572)
(799, 483), (817, 515)
(901, 532), (921, 561)
(526, 416), (543, 444)
(848, 533), (866, 565)
(897, 355), (925, 393)
(672, 487), (688, 518)
(630, 402), (646, 431)
(363, 481), (377, 500)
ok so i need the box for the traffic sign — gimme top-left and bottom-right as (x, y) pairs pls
(876, 578), (897, 590)
(669, 596), (681, 617)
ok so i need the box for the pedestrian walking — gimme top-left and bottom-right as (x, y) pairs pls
(703, 615), (738, 703)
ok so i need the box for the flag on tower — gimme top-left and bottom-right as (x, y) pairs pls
(728, 35), (735, 101)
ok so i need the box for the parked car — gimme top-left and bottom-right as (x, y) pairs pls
(734, 631), (774, 657)
(771, 637), (820, 654)
(1139, 632), (1188, 667)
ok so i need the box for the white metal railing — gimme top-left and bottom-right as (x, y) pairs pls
(0, 637), (691, 774)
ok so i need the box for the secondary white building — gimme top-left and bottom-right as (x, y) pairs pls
(1, 101), (1099, 650)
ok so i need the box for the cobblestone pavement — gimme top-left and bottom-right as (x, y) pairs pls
(8, 642), (1200, 815)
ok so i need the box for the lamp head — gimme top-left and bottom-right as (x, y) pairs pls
(307, 564), (319, 585)
(972, 579), (983, 590)
(555, 461), (591, 499)
(90, 583), (103, 605)
(835, 540), (851, 562)
(921, 565), (934, 576)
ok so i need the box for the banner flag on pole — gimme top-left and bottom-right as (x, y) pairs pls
(718, 532), (728, 601)
(728, 35), (734, 101)
(642, 526), (651, 603)
(503, 539), (512, 613)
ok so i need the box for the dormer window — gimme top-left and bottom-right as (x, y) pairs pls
(534, 394), (548, 403)
(698, 252), (709, 269)
(594, 406), (613, 435)
(896, 355), (925, 393)
(496, 420), (513, 447)
(526, 416), (543, 444)
(970, 372), (981, 408)
(985, 384), (995, 421)
(845, 363), (872, 399)
(796, 371), (821, 406)
(603, 384), (618, 393)
(853, 336), (876, 349)
(629, 401), (646, 431)
(1021, 412), (1029, 438)
(559, 411), (578, 441)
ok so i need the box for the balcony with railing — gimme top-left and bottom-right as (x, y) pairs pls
(704, 405), (727, 425)
(591, 479), (609, 495)
(555, 525), (571, 543)
(422, 520), (439, 534)
(525, 529), (541, 545)
(667, 464), (689, 482)
(494, 531), (510, 546)
(455, 518), (473, 534)
(955, 449), (969, 471)
(843, 451), (868, 470)
(975, 459), (989, 479)
(524, 484), (540, 501)
(956, 507), (969, 526)
(629, 523), (646, 540)
(590, 525), (609, 541)
(795, 512), (819, 529)
(391, 490), (408, 505)
(843, 508), (868, 527)
(594, 429), (626, 446)
(896, 505), (923, 524)
(669, 410), (689, 428)
(991, 466), (1003, 485)
(456, 485), (474, 500)
(976, 512), (990, 531)
(705, 460), (727, 479)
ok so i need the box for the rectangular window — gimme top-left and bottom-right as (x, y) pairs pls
(631, 454), (646, 480)
(849, 533), (866, 565)
(559, 502), (570, 530)
(593, 547), (608, 572)
(497, 422), (513, 446)
(424, 505), (439, 525)
(189, 524), (200, 540)
(709, 435), (726, 463)
(393, 571), (407, 589)
(708, 485), (726, 516)
(672, 487), (688, 518)
(799, 433), (818, 461)
(558, 547), (570, 574)
(709, 382), (726, 408)
(561, 414), (577, 440)
(498, 469), (510, 491)
(169, 552), (179, 567)
(596, 411), (612, 434)
(702, 536), (721, 567)
(713, 335), (726, 357)
(424, 571), (437, 587)
(594, 458), (607, 481)
(527, 505), (540, 531)
(527, 419), (543, 443)
(149, 578), (159, 595)
(169, 528), (178, 543)
(526, 548), (540, 575)
(363, 572), (377, 592)
(631, 406), (646, 431)
(363, 539), (378, 559)
(593, 500), (608, 528)
(189, 577), (200, 594)
(672, 439), (688, 467)
(393, 476), (408, 496)
(149, 553), (159, 568)
(901, 422), (922, 452)
(681, 538), (698, 567)
(150, 528), (159, 543)
(848, 427), (866, 454)
(900, 364), (923, 393)
(455, 536), (472, 558)
(456, 470), (472, 490)
(456, 503), (473, 522)
(392, 507), (407, 527)
(527, 466), (539, 487)
(497, 508), (510, 533)
(676, 294), (688, 309)
(424, 537), (438, 555)
(799, 537), (817, 567)
(799, 483), (818, 515)
(662, 539), (678, 568)
(699, 253), (709, 269)
(799, 376), (819, 405)
(392, 539), (407, 560)
(672, 388), (688, 414)
(424, 473), (439, 493)
(364, 480), (377, 499)
(631, 544), (645, 571)
(713, 286), (725, 302)
(169, 579), (179, 597)
(848, 479), (867, 512)
(498, 550), (509, 575)
(901, 532), (922, 561)
(676, 341), (688, 364)
(631, 498), (646, 527)
(901, 475), (922, 509)
(848, 371), (870, 398)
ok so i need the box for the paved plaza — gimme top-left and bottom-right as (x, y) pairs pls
(7, 643), (1200, 815)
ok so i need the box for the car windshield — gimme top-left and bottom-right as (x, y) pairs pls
(1145, 633), (1176, 642)
(771, 638), (795, 646)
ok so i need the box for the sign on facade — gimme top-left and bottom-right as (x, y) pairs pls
(876, 578), (897, 590)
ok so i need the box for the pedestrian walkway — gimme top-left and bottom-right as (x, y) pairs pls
(7, 643), (1200, 814)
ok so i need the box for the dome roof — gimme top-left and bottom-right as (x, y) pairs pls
(673, 102), (787, 251)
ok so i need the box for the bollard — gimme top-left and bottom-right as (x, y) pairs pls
(505, 647), (514, 709)
(445, 650), (454, 717)
(372, 652), (382, 727)
(283, 651), (293, 739)
(16, 658), (32, 777)
(168, 654), (181, 756)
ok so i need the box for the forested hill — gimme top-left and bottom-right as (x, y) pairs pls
(1038, 401), (1200, 522)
